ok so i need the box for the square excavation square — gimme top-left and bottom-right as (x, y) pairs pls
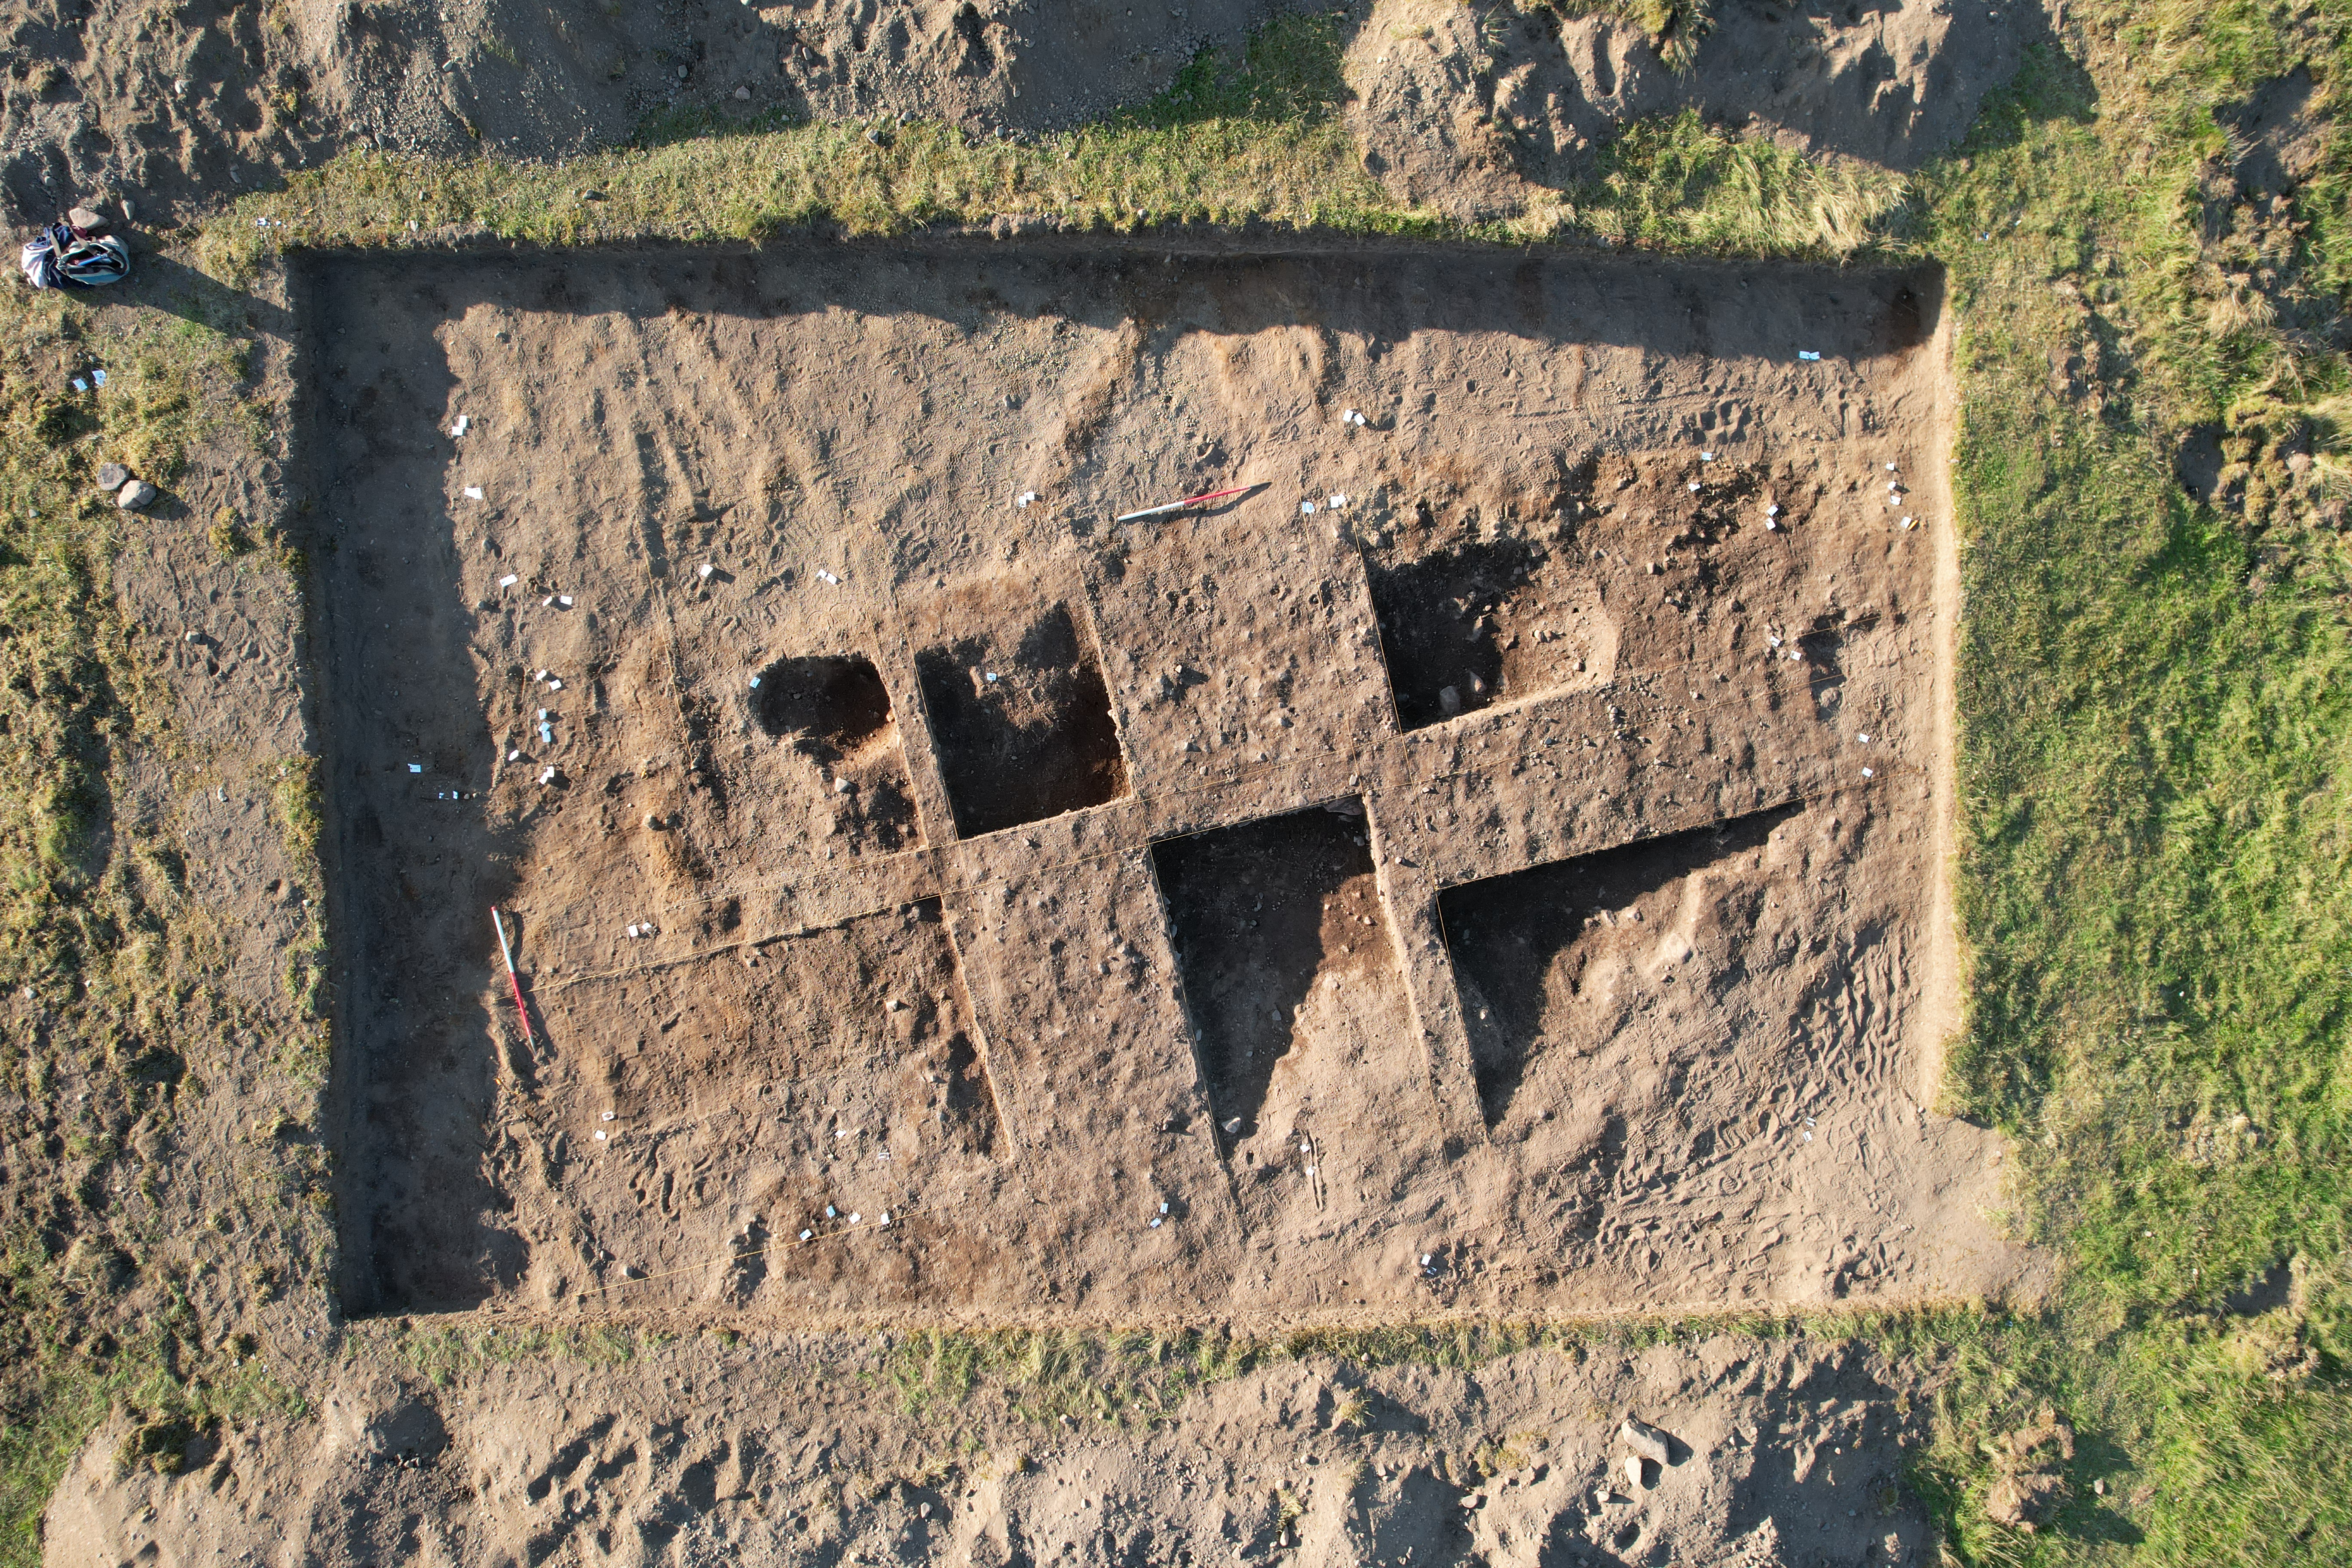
(308, 240), (2025, 1326)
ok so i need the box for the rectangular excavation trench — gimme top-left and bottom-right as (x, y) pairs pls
(304, 237), (2020, 1325)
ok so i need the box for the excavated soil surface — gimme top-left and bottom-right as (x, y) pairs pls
(305, 236), (2028, 1329)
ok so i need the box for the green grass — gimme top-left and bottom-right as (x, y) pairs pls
(3, 0), (2352, 1562)
(0, 286), (331, 1561)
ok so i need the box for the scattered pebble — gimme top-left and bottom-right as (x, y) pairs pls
(116, 478), (156, 511)
(95, 462), (128, 491)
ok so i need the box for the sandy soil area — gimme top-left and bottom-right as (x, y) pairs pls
(48, 1322), (1950, 1565)
(296, 237), (2027, 1337)
(0, 0), (2036, 224)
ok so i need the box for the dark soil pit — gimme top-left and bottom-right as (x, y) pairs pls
(1439, 802), (1801, 1127)
(1365, 530), (1616, 729)
(912, 588), (1130, 839)
(1152, 800), (1427, 1236)
(747, 651), (922, 854)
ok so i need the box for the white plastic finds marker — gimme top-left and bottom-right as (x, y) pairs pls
(1798, 350), (1822, 361)
(450, 414), (469, 437)
(699, 563), (714, 579)
(464, 485), (484, 499)
(499, 573), (517, 587)
(1300, 501), (1316, 515)
(407, 763), (423, 773)
(1329, 493), (1347, 508)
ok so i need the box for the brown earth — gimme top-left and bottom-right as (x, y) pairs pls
(296, 235), (2028, 1344)
(0, 0), (2039, 225)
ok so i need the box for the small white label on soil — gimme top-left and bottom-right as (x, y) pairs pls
(407, 763), (423, 773)
(1798, 350), (1822, 361)
(499, 573), (517, 587)
(1300, 501), (1316, 515)
(464, 485), (484, 499)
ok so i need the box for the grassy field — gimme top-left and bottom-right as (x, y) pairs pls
(3, 0), (2349, 1562)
